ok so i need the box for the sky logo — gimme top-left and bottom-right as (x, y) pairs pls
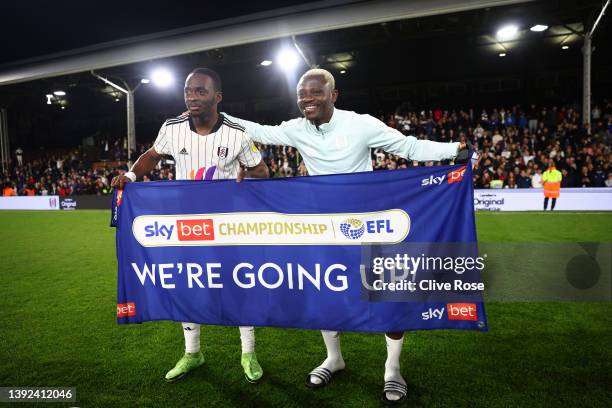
(144, 222), (174, 240)
(421, 166), (467, 187)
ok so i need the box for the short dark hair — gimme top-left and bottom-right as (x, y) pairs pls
(189, 67), (222, 92)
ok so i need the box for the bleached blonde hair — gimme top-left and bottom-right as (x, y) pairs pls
(298, 68), (336, 91)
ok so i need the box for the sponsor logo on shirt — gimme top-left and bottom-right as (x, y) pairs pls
(189, 166), (217, 180)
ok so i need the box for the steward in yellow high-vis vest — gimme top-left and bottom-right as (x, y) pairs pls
(542, 163), (562, 210)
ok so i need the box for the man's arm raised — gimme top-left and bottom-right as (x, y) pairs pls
(111, 148), (163, 189)
(223, 112), (295, 147)
(363, 114), (466, 162)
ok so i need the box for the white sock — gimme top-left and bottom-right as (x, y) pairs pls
(384, 335), (406, 401)
(239, 326), (255, 354)
(309, 330), (345, 385)
(182, 322), (201, 354)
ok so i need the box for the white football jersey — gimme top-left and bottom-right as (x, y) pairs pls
(153, 113), (262, 181)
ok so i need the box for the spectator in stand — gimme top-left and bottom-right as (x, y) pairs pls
(15, 147), (23, 166)
(580, 166), (593, 187)
(517, 169), (531, 188)
(531, 167), (543, 188)
(23, 184), (36, 196)
(2, 183), (16, 196)
(591, 165), (606, 187)
(505, 172), (517, 189)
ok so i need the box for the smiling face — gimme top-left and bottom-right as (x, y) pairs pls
(296, 74), (337, 127)
(184, 73), (221, 117)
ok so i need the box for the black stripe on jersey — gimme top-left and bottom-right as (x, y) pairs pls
(154, 126), (169, 153)
(166, 117), (189, 126)
(222, 118), (246, 132)
(181, 121), (188, 179)
(231, 127), (239, 178)
(157, 136), (170, 154)
(186, 114), (224, 134)
(166, 112), (189, 124)
(190, 123), (194, 178)
(169, 112), (189, 121)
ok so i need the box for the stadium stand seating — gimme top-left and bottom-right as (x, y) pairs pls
(2, 102), (611, 195)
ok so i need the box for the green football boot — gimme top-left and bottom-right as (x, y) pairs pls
(164, 352), (205, 382)
(241, 352), (263, 383)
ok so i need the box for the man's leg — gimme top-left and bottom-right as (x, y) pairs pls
(306, 330), (345, 387)
(382, 331), (408, 403)
(544, 197), (549, 210)
(165, 323), (204, 382)
(551, 198), (557, 211)
(239, 326), (263, 382)
(183, 322), (201, 353)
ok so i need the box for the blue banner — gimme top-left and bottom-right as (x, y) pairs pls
(114, 164), (487, 332)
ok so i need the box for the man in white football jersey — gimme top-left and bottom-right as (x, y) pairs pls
(112, 68), (269, 383)
(224, 68), (472, 405)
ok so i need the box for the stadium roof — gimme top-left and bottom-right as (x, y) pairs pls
(0, 0), (535, 85)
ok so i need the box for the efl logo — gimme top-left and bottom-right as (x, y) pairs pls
(447, 303), (477, 321)
(447, 166), (467, 185)
(177, 219), (215, 241)
(117, 302), (136, 317)
(340, 218), (396, 240)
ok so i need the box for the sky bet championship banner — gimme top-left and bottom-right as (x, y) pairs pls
(112, 164), (487, 332)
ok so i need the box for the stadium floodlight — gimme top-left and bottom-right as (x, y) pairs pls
(151, 69), (174, 88)
(140, 78), (150, 84)
(260, 60), (273, 66)
(496, 25), (519, 41)
(562, 45), (569, 50)
(53, 90), (66, 96)
(499, 53), (507, 57)
(530, 24), (548, 32)
(276, 48), (300, 72)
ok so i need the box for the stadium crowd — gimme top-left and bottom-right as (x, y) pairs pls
(2, 102), (611, 196)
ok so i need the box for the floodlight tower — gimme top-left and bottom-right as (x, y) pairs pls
(91, 71), (141, 166)
(91, 69), (172, 166)
(582, 0), (610, 126)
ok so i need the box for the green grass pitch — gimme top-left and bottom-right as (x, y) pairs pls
(0, 211), (610, 407)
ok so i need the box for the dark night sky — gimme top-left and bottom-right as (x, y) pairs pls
(0, 0), (329, 65)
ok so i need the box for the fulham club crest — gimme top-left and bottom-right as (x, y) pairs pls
(217, 146), (228, 159)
